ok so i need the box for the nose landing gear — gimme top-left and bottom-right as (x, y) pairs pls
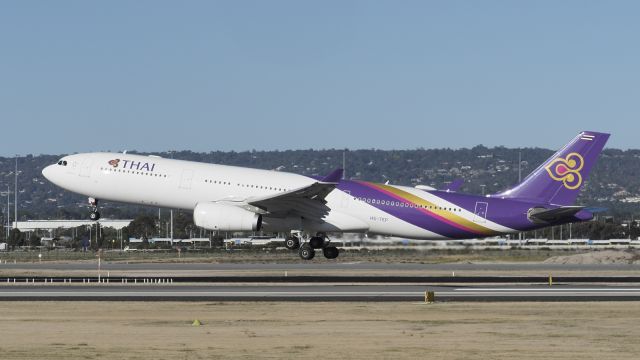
(88, 197), (101, 221)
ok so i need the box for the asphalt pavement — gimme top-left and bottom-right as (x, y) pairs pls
(2, 283), (640, 301)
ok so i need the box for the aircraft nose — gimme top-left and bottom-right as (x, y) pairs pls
(42, 165), (54, 181)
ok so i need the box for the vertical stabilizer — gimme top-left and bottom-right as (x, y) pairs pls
(493, 131), (609, 205)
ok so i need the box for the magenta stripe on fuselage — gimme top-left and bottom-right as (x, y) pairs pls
(357, 181), (487, 236)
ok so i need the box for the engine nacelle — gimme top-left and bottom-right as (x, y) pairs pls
(193, 203), (262, 232)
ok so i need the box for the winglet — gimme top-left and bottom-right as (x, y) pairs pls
(320, 168), (343, 183)
(443, 178), (464, 192)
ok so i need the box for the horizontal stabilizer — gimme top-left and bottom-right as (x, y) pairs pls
(527, 206), (587, 224)
(415, 184), (436, 191)
(583, 206), (608, 213)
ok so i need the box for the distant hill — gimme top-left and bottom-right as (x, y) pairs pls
(1, 147), (639, 221)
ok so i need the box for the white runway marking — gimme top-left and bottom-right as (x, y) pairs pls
(0, 291), (421, 296)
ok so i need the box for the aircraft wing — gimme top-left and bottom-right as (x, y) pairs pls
(527, 206), (586, 224)
(245, 169), (343, 219)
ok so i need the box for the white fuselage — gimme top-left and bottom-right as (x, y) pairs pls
(42, 152), (514, 239)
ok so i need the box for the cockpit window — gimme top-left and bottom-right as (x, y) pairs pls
(57, 160), (68, 166)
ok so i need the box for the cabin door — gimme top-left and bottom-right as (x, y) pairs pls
(179, 170), (194, 190)
(473, 202), (488, 223)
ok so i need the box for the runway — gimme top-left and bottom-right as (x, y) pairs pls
(2, 284), (640, 301)
(4, 261), (640, 301)
(3, 262), (640, 272)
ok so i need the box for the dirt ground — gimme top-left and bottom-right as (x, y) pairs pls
(0, 301), (638, 360)
(3, 249), (640, 278)
(0, 248), (575, 265)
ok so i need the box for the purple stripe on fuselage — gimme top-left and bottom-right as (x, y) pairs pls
(356, 181), (493, 236)
(337, 180), (545, 238)
(337, 180), (484, 238)
(312, 175), (557, 237)
(434, 191), (539, 232)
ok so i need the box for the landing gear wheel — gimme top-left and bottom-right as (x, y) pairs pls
(89, 211), (101, 221)
(285, 236), (300, 250)
(299, 244), (315, 260)
(323, 246), (339, 259)
(88, 197), (100, 221)
(309, 236), (325, 249)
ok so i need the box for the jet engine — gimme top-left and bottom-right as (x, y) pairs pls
(193, 203), (262, 232)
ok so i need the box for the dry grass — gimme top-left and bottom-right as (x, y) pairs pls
(0, 248), (571, 265)
(0, 301), (638, 359)
(4, 268), (640, 278)
(4, 249), (640, 278)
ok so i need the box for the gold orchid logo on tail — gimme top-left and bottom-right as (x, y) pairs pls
(545, 152), (584, 190)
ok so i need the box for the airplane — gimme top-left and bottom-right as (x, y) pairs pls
(42, 131), (609, 260)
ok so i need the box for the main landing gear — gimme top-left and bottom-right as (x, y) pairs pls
(284, 235), (300, 250)
(88, 197), (101, 221)
(288, 233), (339, 261)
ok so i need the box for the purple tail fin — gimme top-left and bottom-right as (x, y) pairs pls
(493, 131), (610, 205)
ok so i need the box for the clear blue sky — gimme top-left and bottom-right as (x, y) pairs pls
(1, 1), (639, 156)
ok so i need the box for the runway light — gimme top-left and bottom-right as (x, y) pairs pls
(424, 290), (435, 303)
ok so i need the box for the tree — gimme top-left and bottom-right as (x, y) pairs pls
(125, 214), (157, 240)
(8, 229), (23, 249)
(28, 232), (41, 247)
(173, 211), (195, 239)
